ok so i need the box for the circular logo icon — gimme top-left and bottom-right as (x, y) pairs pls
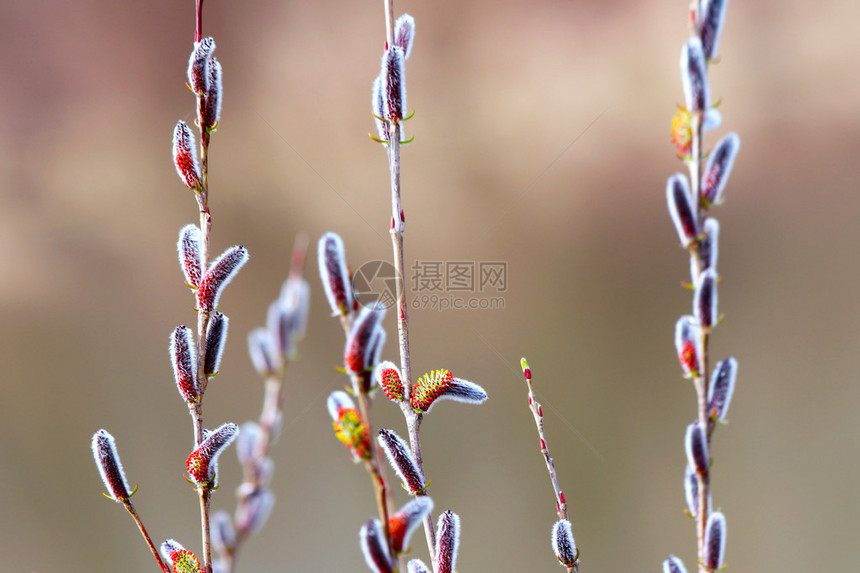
(352, 260), (398, 309)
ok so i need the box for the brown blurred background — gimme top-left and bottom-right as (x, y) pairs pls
(2, 0), (859, 571)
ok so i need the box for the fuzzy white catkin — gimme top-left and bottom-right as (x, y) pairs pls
(197, 245), (248, 312)
(708, 357), (738, 421)
(435, 511), (461, 573)
(318, 232), (352, 316)
(394, 14), (415, 59)
(551, 519), (578, 566)
(407, 560), (430, 573)
(91, 430), (130, 502)
(680, 36), (709, 112)
(247, 327), (281, 377)
(663, 554), (688, 573)
(704, 511), (727, 569)
(684, 421), (709, 474)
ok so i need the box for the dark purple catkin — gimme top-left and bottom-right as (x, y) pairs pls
(551, 519), (578, 567)
(91, 429), (132, 502)
(693, 269), (719, 328)
(698, 0), (729, 60)
(704, 511), (727, 570)
(667, 174), (700, 247)
(265, 300), (287, 361)
(187, 37), (215, 94)
(697, 218), (720, 277)
(684, 464), (699, 517)
(708, 357), (737, 421)
(318, 232), (353, 316)
(200, 56), (223, 131)
(702, 133), (740, 205)
(344, 303), (386, 374)
(435, 511), (461, 573)
(394, 14), (415, 59)
(364, 328), (387, 384)
(680, 36), (709, 113)
(382, 46), (407, 122)
(177, 224), (202, 287)
(170, 325), (198, 403)
(359, 518), (393, 573)
(204, 311), (228, 376)
(685, 420), (710, 475)
(378, 428), (425, 494)
(197, 246), (249, 312)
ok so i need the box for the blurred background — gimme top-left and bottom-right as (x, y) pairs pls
(2, 0), (859, 571)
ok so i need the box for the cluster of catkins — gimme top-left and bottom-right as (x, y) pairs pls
(665, 1), (739, 572)
(319, 228), (487, 570)
(92, 36), (253, 573)
(171, 35), (246, 496)
(371, 14), (414, 145)
(320, 15), (493, 572)
(209, 262), (309, 571)
(172, 37), (222, 191)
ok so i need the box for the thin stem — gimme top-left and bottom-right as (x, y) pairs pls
(351, 373), (395, 558)
(124, 501), (171, 573)
(189, 403), (204, 450)
(223, 240), (309, 573)
(225, 372), (286, 573)
(191, 97), (212, 446)
(198, 487), (213, 573)
(382, 0), (435, 566)
(687, 108), (711, 573)
(522, 362), (578, 573)
(255, 375), (285, 458)
(192, 2), (213, 564)
(384, 0), (395, 47)
(220, 545), (237, 572)
(388, 110), (411, 396)
(400, 407), (437, 563)
(195, 0), (204, 43)
(194, 114), (214, 573)
(195, 116), (213, 402)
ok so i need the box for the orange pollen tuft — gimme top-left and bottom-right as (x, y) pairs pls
(671, 106), (693, 156)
